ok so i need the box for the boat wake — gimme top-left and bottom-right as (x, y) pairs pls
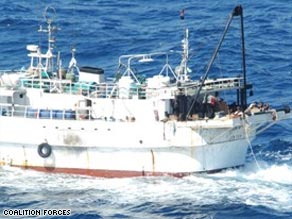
(1, 147), (291, 218)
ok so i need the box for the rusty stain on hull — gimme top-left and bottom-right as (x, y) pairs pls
(3, 163), (244, 178)
(150, 149), (155, 174)
(63, 133), (82, 145)
(11, 165), (189, 178)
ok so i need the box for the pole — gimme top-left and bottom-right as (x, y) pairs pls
(186, 6), (236, 118)
(238, 5), (247, 110)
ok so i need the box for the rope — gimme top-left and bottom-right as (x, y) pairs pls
(217, 52), (227, 99)
(243, 119), (261, 171)
(253, 110), (278, 135)
(242, 109), (279, 171)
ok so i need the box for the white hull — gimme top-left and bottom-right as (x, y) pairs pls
(0, 115), (266, 177)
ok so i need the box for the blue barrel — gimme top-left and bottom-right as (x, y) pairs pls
(39, 109), (51, 119)
(26, 109), (38, 118)
(65, 110), (76, 120)
(53, 110), (63, 119)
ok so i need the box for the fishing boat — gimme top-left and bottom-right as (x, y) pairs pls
(0, 5), (290, 177)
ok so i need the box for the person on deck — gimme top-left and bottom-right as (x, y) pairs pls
(205, 93), (218, 118)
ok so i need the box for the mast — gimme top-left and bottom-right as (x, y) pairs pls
(186, 5), (248, 118)
(38, 6), (57, 74)
(237, 5), (247, 109)
(175, 9), (191, 83)
(176, 28), (190, 82)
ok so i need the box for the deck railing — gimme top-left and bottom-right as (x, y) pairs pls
(1, 70), (244, 101)
(19, 77), (150, 99)
(0, 104), (94, 121)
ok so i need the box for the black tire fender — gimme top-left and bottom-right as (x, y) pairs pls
(38, 143), (52, 158)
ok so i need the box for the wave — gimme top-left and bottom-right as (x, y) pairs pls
(0, 0), (292, 218)
(1, 160), (291, 217)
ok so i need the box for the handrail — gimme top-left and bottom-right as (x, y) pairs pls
(0, 104), (93, 120)
(116, 52), (178, 84)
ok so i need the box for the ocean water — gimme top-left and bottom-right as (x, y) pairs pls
(0, 0), (291, 218)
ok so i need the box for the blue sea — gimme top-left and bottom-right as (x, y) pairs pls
(0, 0), (291, 218)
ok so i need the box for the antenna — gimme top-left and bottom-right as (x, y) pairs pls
(37, 6), (58, 73)
(175, 9), (191, 82)
(175, 28), (191, 82)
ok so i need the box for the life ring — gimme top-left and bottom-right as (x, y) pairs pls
(38, 143), (52, 158)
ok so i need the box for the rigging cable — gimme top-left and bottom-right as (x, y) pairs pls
(216, 52), (227, 100)
(243, 118), (261, 171)
(243, 109), (279, 171)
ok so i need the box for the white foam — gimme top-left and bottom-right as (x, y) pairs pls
(246, 164), (292, 184)
(1, 162), (291, 214)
